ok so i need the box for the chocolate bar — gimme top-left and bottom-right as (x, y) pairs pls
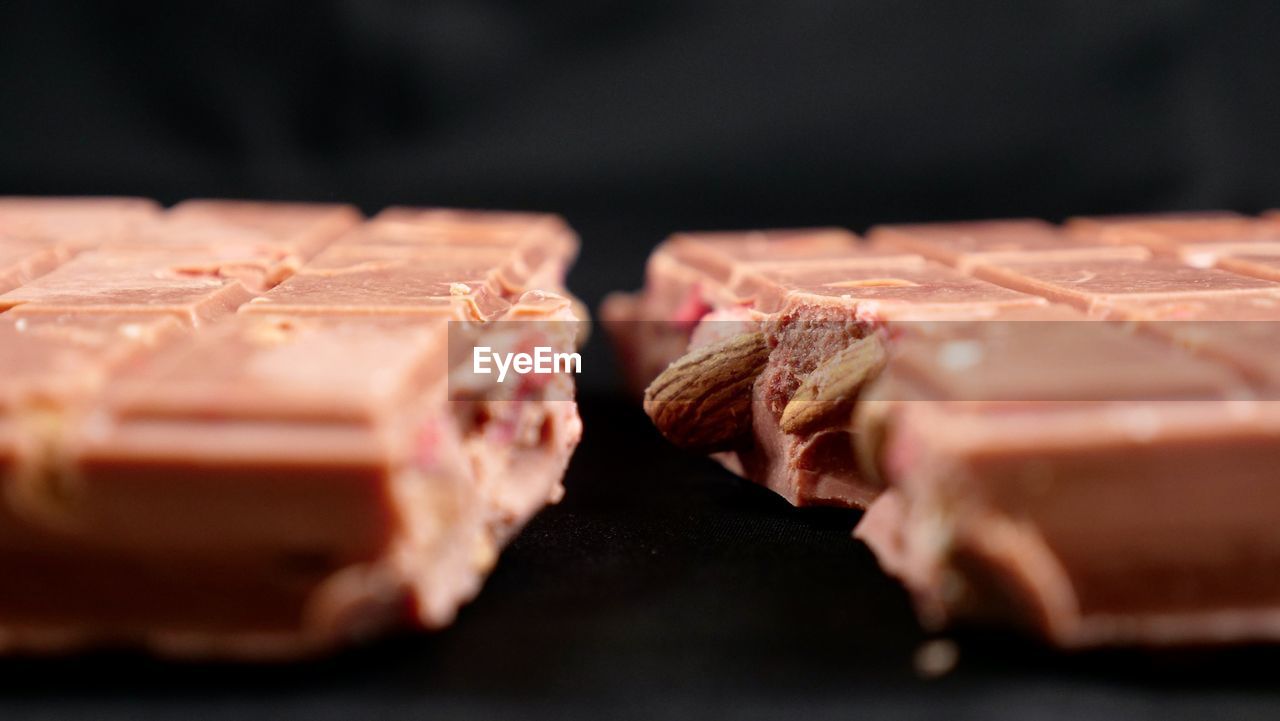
(0, 198), (583, 658)
(607, 213), (1280, 645)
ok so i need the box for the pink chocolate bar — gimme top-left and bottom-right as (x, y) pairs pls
(608, 213), (1280, 646)
(0, 198), (583, 658)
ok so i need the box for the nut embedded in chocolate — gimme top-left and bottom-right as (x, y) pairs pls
(778, 332), (887, 435)
(643, 330), (770, 453)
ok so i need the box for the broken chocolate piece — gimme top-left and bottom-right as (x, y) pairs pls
(611, 213), (1280, 648)
(0, 197), (583, 659)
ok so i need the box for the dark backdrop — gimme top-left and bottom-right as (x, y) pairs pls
(5, 1), (1280, 311)
(3, 3), (1280, 719)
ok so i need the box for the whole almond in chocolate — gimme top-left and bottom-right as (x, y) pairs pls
(779, 333), (887, 435)
(643, 330), (770, 453)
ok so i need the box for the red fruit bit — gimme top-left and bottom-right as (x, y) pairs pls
(672, 286), (713, 330)
(416, 419), (441, 469)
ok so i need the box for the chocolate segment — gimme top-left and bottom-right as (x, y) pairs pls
(0, 197), (583, 658)
(0, 240), (63, 294)
(1216, 251), (1280, 284)
(1102, 294), (1280, 391)
(120, 200), (362, 291)
(244, 209), (578, 320)
(870, 219), (1149, 271)
(1067, 211), (1278, 246)
(0, 314), (183, 409)
(0, 197), (161, 249)
(166, 199), (360, 258)
(0, 248), (259, 326)
(970, 256), (1278, 316)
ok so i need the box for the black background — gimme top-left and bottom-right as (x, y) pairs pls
(2, 1), (1280, 718)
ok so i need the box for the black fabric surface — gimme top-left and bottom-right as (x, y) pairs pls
(3, 1), (1280, 718)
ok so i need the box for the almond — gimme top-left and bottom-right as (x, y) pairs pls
(779, 333), (888, 435)
(643, 331), (770, 452)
